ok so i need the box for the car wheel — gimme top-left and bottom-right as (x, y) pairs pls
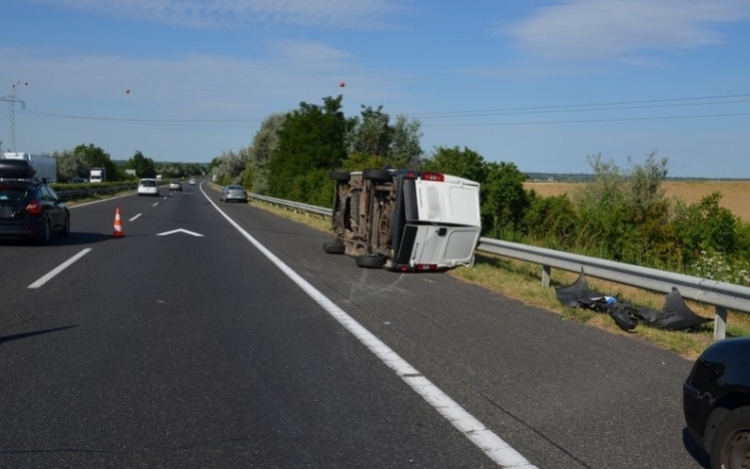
(329, 170), (351, 182)
(710, 407), (750, 469)
(37, 218), (52, 245)
(60, 215), (70, 238)
(323, 242), (346, 254)
(355, 254), (386, 268)
(362, 169), (392, 183)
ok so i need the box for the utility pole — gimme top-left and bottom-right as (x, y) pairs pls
(0, 81), (28, 152)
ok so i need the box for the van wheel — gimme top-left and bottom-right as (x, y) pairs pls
(329, 170), (351, 182)
(323, 242), (346, 254)
(363, 169), (392, 183)
(355, 255), (386, 269)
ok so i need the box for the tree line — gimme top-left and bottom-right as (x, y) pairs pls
(212, 94), (750, 286)
(53, 144), (206, 182)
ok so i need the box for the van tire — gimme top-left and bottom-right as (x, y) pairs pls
(363, 169), (392, 183)
(329, 171), (351, 182)
(355, 255), (386, 269)
(323, 242), (346, 254)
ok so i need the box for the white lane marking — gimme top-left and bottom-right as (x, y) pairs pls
(156, 228), (204, 237)
(153, 202), (159, 207)
(28, 248), (93, 289)
(201, 187), (537, 469)
(129, 213), (142, 222)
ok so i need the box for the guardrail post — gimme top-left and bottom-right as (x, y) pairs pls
(713, 306), (728, 341)
(541, 265), (551, 288)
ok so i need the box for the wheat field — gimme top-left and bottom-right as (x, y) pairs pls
(524, 180), (750, 222)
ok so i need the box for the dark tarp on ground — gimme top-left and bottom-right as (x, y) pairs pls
(555, 270), (712, 332)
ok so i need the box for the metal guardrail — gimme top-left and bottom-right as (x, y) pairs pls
(250, 193), (333, 218)
(247, 192), (750, 340)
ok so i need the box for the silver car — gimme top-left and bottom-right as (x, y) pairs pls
(220, 185), (248, 203)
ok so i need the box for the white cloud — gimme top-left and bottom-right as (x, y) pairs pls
(504, 0), (750, 61)
(0, 41), (398, 121)
(25, 0), (407, 29)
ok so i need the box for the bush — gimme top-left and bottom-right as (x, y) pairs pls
(523, 193), (579, 250)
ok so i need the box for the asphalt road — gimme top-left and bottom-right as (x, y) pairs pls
(0, 181), (709, 469)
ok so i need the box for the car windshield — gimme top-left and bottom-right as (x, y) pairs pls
(140, 180), (156, 187)
(227, 185), (243, 190)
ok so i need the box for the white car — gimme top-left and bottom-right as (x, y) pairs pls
(189, 178), (196, 185)
(137, 178), (160, 197)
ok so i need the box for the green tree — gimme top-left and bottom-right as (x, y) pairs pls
(346, 105), (392, 158)
(247, 113), (286, 193)
(523, 192), (580, 249)
(73, 144), (120, 181)
(388, 115), (423, 168)
(345, 108), (423, 169)
(481, 161), (529, 238)
(570, 152), (673, 263)
(212, 150), (247, 186)
(672, 192), (742, 262)
(422, 146), (486, 182)
(124, 151), (157, 178)
(268, 96), (347, 202)
(54, 149), (88, 181)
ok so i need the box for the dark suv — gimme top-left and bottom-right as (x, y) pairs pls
(0, 159), (70, 244)
(683, 337), (750, 468)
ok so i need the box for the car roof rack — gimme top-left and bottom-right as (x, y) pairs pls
(0, 159), (37, 180)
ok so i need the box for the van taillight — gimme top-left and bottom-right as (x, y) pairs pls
(421, 172), (444, 182)
(26, 200), (42, 215)
(415, 264), (438, 271)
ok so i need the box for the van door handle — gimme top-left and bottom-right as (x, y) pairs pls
(437, 228), (447, 236)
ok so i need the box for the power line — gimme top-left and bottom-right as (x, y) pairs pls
(405, 93), (750, 118)
(422, 112), (750, 128)
(21, 92), (750, 128)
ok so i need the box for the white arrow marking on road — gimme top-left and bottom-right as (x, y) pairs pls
(156, 228), (204, 237)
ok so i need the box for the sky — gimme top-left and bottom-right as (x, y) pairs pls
(1, 0), (749, 178)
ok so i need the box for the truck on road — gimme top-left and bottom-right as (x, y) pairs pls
(89, 167), (106, 183)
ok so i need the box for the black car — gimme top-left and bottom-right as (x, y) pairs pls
(0, 159), (70, 244)
(683, 337), (750, 468)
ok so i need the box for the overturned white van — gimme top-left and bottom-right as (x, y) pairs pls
(325, 169), (481, 272)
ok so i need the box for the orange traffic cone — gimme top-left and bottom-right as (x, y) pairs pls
(113, 207), (124, 237)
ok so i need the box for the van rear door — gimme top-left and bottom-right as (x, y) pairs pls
(403, 174), (481, 227)
(394, 224), (480, 270)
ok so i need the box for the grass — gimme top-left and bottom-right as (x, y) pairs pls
(247, 196), (750, 360)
